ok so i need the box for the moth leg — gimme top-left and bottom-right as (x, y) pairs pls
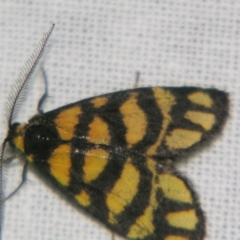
(4, 160), (28, 201)
(133, 71), (140, 88)
(37, 65), (49, 114)
(111, 232), (115, 240)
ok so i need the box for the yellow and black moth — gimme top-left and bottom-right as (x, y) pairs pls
(1, 25), (228, 240)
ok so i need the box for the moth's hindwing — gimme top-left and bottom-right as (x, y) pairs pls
(8, 87), (228, 240)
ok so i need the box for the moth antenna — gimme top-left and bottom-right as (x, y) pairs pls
(5, 23), (55, 126)
(0, 23), (55, 240)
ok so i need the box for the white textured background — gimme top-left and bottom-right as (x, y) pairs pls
(0, 1), (239, 240)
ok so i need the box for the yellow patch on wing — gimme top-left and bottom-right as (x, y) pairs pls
(127, 205), (154, 239)
(147, 88), (176, 155)
(120, 92), (147, 148)
(48, 144), (71, 186)
(188, 91), (213, 108)
(184, 111), (216, 130)
(107, 159), (140, 224)
(91, 96), (108, 108)
(159, 174), (193, 203)
(127, 206), (155, 239)
(83, 148), (109, 183)
(165, 129), (202, 149)
(165, 236), (189, 240)
(54, 105), (82, 140)
(166, 209), (198, 230)
(75, 190), (91, 207)
(88, 116), (111, 144)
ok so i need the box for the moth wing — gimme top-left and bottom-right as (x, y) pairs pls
(45, 87), (228, 159)
(47, 147), (205, 240)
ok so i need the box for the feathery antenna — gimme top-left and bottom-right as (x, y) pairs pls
(0, 23), (55, 240)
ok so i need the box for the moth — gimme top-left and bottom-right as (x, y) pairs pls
(1, 24), (228, 240)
